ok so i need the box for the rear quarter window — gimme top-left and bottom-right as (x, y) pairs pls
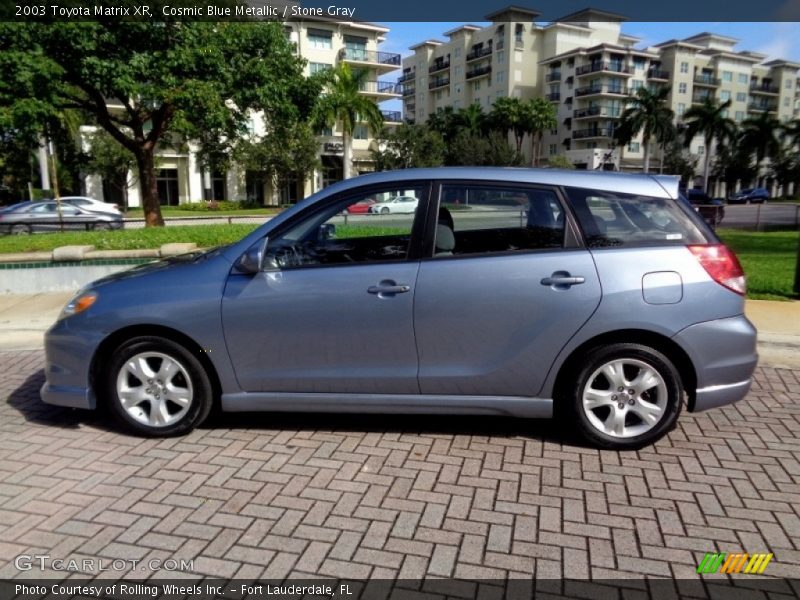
(564, 187), (709, 248)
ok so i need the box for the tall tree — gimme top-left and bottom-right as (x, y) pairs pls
(427, 106), (460, 146)
(616, 86), (674, 173)
(683, 98), (736, 193)
(371, 123), (445, 170)
(489, 97), (527, 153)
(740, 111), (781, 185)
(0, 18), (317, 226)
(314, 63), (384, 181)
(522, 97), (557, 167)
(455, 103), (487, 136)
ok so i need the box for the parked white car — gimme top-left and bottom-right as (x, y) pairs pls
(369, 195), (419, 214)
(60, 196), (121, 215)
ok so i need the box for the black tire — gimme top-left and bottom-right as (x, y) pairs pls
(105, 336), (213, 437)
(564, 343), (683, 450)
(11, 224), (31, 235)
(381, 207), (390, 214)
(93, 222), (111, 231)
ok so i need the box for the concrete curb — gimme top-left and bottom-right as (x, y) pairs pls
(0, 244), (200, 263)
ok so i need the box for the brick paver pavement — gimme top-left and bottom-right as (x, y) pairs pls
(0, 350), (798, 584)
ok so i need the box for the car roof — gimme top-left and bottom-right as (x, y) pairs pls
(315, 167), (678, 200)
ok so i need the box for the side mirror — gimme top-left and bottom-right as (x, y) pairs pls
(319, 223), (336, 241)
(235, 237), (268, 274)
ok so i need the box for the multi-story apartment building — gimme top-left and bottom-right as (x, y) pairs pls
(84, 19), (402, 207)
(403, 8), (800, 184)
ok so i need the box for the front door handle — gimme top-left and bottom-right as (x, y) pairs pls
(368, 280), (411, 297)
(541, 271), (585, 289)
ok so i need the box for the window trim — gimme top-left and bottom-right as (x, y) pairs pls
(257, 180), (434, 272)
(418, 180), (582, 262)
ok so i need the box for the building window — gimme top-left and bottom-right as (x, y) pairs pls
(721, 109), (728, 118)
(310, 62), (331, 75)
(550, 128), (557, 135)
(679, 82), (687, 94)
(353, 124), (369, 139)
(680, 62), (688, 73)
(722, 71), (733, 82)
(677, 103), (686, 116)
(456, 84), (462, 94)
(785, 97), (791, 106)
(735, 111), (745, 121)
(496, 50), (505, 63)
(720, 90), (731, 101)
(631, 80), (644, 90)
(738, 73), (749, 84)
(549, 144), (557, 155)
(697, 145), (705, 155)
(515, 23), (524, 43)
(633, 58), (645, 70)
(319, 126), (333, 137)
(455, 48), (461, 58)
(455, 66), (462, 77)
(454, 100), (462, 109)
(627, 142), (640, 152)
(496, 71), (505, 84)
(307, 30), (333, 49)
(787, 79), (793, 89)
(474, 81), (481, 91)
(736, 92), (747, 102)
(496, 90), (506, 98)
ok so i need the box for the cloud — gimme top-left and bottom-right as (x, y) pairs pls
(753, 23), (798, 60)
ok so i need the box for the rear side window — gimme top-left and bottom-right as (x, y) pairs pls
(564, 187), (708, 248)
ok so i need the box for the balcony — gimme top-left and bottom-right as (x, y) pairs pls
(402, 86), (416, 97)
(749, 101), (777, 112)
(692, 93), (713, 105)
(575, 62), (631, 77)
(546, 92), (560, 102)
(429, 60), (451, 74)
(359, 80), (402, 98)
(575, 85), (628, 97)
(339, 48), (402, 72)
(572, 128), (616, 139)
(466, 65), (492, 80)
(694, 74), (720, 87)
(397, 70), (416, 83)
(429, 76), (450, 90)
(574, 106), (621, 119)
(381, 110), (402, 123)
(647, 69), (670, 80)
(750, 82), (780, 95)
(546, 71), (562, 82)
(466, 46), (493, 62)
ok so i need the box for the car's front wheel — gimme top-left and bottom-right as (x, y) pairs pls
(105, 336), (213, 436)
(381, 207), (390, 214)
(11, 224), (31, 235)
(93, 222), (111, 231)
(567, 343), (683, 449)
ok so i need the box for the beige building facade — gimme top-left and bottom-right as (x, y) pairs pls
(402, 9), (800, 189)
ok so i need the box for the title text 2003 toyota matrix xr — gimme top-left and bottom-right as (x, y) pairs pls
(42, 168), (757, 449)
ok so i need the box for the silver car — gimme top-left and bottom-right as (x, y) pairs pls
(42, 168), (757, 449)
(0, 200), (123, 234)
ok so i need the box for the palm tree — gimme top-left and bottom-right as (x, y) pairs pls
(740, 111), (781, 186)
(616, 86), (674, 173)
(521, 97), (557, 167)
(489, 96), (526, 153)
(427, 106), (459, 145)
(314, 63), (384, 180)
(683, 98), (736, 193)
(455, 103), (487, 136)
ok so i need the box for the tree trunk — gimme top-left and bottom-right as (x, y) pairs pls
(642, 134), (650, 174)
(136, 148), (164, 227)
(343, 133), (353, 180)
(702, 136), (712, 193)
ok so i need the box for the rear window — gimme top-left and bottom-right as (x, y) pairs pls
(564, 187), (708, 248)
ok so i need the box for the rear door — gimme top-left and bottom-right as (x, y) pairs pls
(414, 182), (602, 397)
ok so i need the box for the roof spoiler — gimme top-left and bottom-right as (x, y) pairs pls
(651, 174), (680, 199)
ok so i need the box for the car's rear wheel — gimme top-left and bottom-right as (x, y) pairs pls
(381, 207), (390, 214)
(11, 224), (31, 235)
(93, 222), (111, 231)
(567, 343), (682, 449)
(105, 336), (213, 436)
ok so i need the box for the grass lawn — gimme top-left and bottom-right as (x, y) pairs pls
(124, 207), (281, 218)
(716, 229), (799, 301)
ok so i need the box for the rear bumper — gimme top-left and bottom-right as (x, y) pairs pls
(673, 314), (758, 412)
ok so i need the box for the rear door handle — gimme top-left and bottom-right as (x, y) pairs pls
(541, 272), (585, 288)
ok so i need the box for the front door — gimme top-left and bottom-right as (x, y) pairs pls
(414, 183), (602, 397)
(222, 183), (429, 394)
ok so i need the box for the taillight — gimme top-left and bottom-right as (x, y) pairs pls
(687, 244), (746, 295)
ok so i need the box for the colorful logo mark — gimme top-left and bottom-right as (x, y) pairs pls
(697, 553), (773, 575)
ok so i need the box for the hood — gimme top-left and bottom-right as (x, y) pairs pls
(89, 248), (228, 289)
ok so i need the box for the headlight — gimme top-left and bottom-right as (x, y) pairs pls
(60, 290), (97, 319)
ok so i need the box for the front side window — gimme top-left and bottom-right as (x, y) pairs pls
(564, 187), (707, 248)
(264, 186), (424, 269)
(433, 185), (565, 257)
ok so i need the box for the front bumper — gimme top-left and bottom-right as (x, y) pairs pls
(41, 318), (103, 410)
(673, 314), (758, 412)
